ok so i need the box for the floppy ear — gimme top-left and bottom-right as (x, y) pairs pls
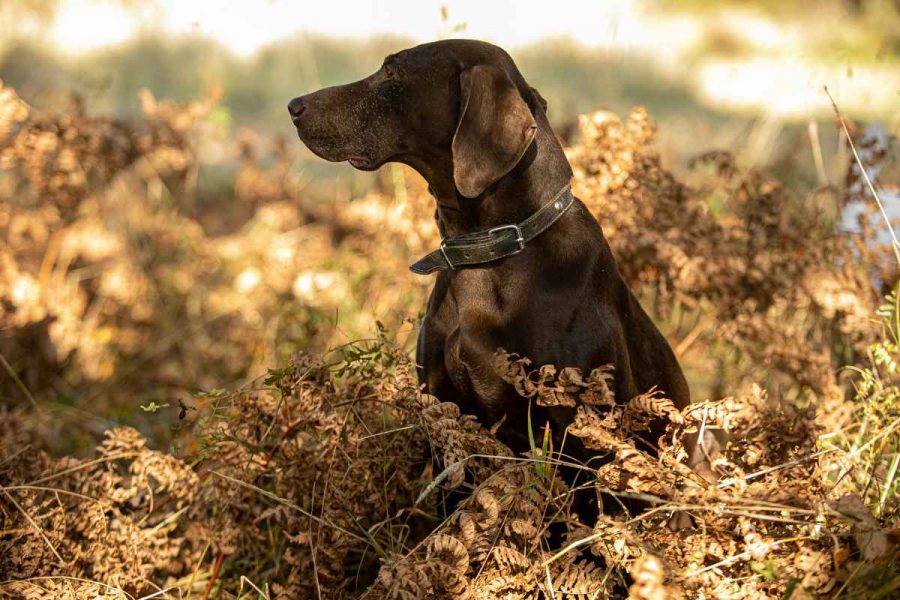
(452, 65), (537, 198)
(529, 86), (548, 113)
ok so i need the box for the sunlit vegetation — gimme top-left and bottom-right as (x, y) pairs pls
(1, 68), (898, 597)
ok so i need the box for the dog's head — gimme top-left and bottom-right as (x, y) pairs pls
(288, 39), (550, 198)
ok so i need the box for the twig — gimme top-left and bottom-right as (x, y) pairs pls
(1, 485), (96, 502)
(137, 588), (175, 600)
(201, 554), (225, 600)
(679, 536), (808, 580)
(2, 489), (64, 564)
(542, 532), (603, 567)
(717, 448), (836, 489)
(359, 424), (418, 440)
(0, 576), (135, 599)
(543, 562), (558, 600)
(878, 452), (899, 517)
(0, 350), (38, 409)
(26, 452), (139, 487)
(824, 85), (900, 265)
(541, 504), (814, 568)
(238, 576), (270, 600)
(807, 120), (829, 186)
(209, 470), (368, 544)
(183, 540), (211, 600)
(310, 481), (323, 600)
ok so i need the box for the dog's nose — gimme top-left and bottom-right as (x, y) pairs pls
(288, 97), (306, 123)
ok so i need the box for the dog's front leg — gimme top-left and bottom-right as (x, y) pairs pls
(667, 429), (723, 531)
(684, 429), (722, 482)
(458, 329), (512, 428)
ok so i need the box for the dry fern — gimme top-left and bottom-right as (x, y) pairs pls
(2, 82), (898, 599)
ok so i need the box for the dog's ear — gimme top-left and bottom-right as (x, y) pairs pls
(452, 65), (537, 198)
(529, 86), (548, 113)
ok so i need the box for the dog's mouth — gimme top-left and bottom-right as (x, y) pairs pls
(347, 156), (381, 171)
(292, 123), (383, 171)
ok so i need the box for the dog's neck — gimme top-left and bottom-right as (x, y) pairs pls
(412, 126), (573, 239)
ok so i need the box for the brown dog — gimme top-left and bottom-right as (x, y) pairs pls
(289, 40), (708, 503)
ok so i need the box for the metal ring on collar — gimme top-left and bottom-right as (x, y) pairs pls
(439, 239), (455, 269)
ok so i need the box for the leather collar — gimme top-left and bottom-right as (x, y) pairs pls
(410, 184), (574, 275)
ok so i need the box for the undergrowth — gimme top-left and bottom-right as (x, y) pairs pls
(1, 80), (898, 598)
(2, 314), (898, 598)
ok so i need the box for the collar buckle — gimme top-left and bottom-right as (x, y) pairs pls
(411, 184), (573, 275)
(487, 224), (525, 254)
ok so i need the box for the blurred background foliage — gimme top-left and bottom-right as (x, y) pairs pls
(1, 0), (898, 183)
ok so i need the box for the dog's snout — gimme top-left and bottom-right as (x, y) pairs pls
(287, 97), (307, 123)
